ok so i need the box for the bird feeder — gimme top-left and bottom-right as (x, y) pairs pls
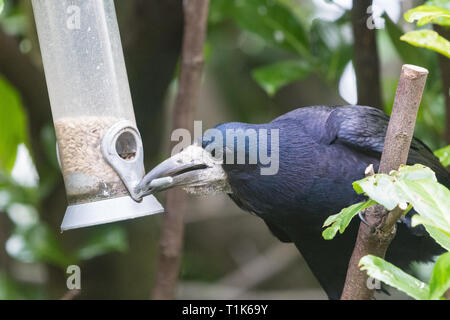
(31, 0), (164, 230)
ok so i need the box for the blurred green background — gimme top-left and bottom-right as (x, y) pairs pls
(0, 0), (448, 299)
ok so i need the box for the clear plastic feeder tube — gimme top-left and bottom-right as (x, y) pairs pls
(32, 0), (164, 230)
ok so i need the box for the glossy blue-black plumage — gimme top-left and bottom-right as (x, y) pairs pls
(203, 105), (448, 299)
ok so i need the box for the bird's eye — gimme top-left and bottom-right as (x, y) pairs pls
(210, 149), (216, 157)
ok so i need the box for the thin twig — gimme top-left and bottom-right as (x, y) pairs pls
(151, 0), (210, 300)
(351, 0), (383, 109)
(341, 64), (428, 300)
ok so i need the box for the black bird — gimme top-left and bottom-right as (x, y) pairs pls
(136, 105), (448, 299)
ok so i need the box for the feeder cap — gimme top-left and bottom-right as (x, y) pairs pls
(61, 195), (164, 231)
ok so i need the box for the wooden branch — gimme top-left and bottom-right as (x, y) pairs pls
(351, 0), (383, 109)
(341, 64), (428, 300)
(151, 0), (210, 300)
(378, 65), (428, 174)
(0, 213), (10, 271)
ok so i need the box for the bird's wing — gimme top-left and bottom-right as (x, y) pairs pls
(320, 105), (388, 155)
(322, 106), (449, 185)
(321, 105), (450, 236)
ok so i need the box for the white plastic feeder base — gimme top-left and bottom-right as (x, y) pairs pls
(61, 195), (164, 231)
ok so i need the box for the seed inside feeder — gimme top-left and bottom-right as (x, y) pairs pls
(54, 116), (128, 205)
(116, 131), (137, 160)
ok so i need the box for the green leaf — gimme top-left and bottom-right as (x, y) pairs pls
(359, 255), (430, 300)
(425, 225), (450, 251)
(394, 164), (437, 182)
(426, 0), (450, 11)
(401, 30), (450, 58)
(224, 0), (310, 55)
(411, 214), (450, 233)
(352, 164), (450, 251)
(434, 145), (450, 167)
(428, 252), (450, 300)
(0, 0), (4, 15)
(322, 200), (375, 240)
(397, 179), (450, 230)
(75, 225), (128, 260)
(384, 13), (428, 67)
(412, 215), (450, 250)
(352, 164), (447, 219)
(382, 165), (450, 250)
(404, 5), (450, 27)
(252, 60), (310, 96)
(0, 76), (28, 173)
(352, 174), (401, 210)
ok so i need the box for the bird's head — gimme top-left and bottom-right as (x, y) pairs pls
(134, 123), (235, 198)
(134, 141), (230, 197)
(134, 122), (279, 198)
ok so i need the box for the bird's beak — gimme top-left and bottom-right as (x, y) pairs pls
(134, 144), (225, 198)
